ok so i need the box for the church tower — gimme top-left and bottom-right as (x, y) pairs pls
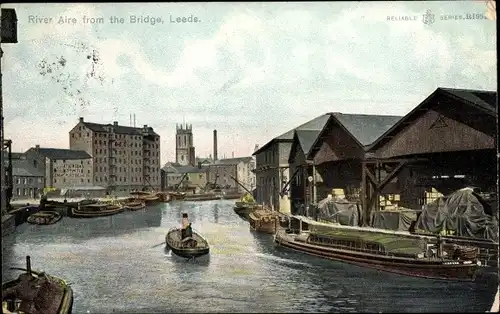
(175, 123), (196, 166)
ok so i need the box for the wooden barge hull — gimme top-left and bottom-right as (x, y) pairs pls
(275, 232), (479, 281)
(165, 229), (210, 259)
(233, 204), (254, 220)
(122, 204), (146, 211)
(249, 211), (278, 234)
(70, 207), (122, 218)
(26, 211), (62, 225)
(2, 269), (73, 314)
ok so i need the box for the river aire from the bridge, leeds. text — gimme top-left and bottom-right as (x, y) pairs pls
(28, 14), (202, 25)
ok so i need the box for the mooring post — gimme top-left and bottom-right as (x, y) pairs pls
(26, 255), (31, 275)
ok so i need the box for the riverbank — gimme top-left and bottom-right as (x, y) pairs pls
(10, 196), (130, 206)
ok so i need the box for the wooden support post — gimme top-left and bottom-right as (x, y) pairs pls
(312, 164), (317, 204)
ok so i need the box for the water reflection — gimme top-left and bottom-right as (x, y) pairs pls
(213, 204), (220, 223)
(2, 199), (497, 313)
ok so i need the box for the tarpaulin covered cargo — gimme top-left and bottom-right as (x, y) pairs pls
(415, 188), (498, 242)
(371, 210), (420, 231)
(316, 197), (361, 226)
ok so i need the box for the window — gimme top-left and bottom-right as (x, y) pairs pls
(37, 178), (42, 184)
(16, 178), (21, 184)
(63, 160), (66, 163)
(23, 178), (27, 185)
(33, 160), (38, 168)
(23, 188), (27, 196)
(54, 179), (57, 183)
(28, 178), (33, 184)
(81, 160), (83, 165)
(16, 188), (20, 196)
(72, 133), (75, 138)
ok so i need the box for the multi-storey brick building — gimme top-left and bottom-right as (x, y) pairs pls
(69, 117), (161, 194)
(23, 145), (93, 190)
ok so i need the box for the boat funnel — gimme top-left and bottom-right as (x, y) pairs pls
(182, 213), (189, 228)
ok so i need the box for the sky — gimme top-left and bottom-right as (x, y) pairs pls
(1, 1), (496, 164)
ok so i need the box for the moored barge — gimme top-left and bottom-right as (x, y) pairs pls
(274, 227), (481, 281)
(130, 191), (160, 205)
(249, 208), (280, 234)
(71, 203), (122, 218)
(2, 256), (73, 314)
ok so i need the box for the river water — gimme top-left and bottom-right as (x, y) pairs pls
(2, 200), (498, 313)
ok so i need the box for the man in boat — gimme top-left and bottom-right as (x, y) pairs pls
(180, 213), (197, 248)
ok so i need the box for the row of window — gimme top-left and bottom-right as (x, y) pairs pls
(54, 178), (90, 184)
(15, 187), (38, 197)
(15, 177), (43, 185)
(54, 168), (88, 174)
(93, 132), (144, 141)
(56, 159), (90, 164)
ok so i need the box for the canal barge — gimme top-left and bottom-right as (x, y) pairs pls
(168, 191), (186, 201)
(165, 227), (210, 259)
(27, 211), (62, 225)
(249, 208), (280, 234)
(155, 192), (171, 203)
(71, 203), (122, 218)
(2, 256), (73, 314)
(233, 202), (257, 220)
(275, 219), (481, 281)
(130, 191), (160, 205)
(122, 200), (146, 211)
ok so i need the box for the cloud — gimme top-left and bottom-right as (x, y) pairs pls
(2, 2), (496, 164)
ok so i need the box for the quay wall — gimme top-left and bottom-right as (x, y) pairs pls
(1, 214), (16, 236)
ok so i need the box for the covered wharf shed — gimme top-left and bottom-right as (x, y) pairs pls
(364, 87), (497, 226)
(290, 112), (402, 216)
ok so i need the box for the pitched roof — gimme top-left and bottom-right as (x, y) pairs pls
(81, 120), (159, 136)
(196, 157), (213, 164)
(12, 159), (44, 177)
(253, 114), (330, 155)
(368, 87), (497, 153)
(296, 130), (322, 156)
(307, 113), (402, 160)
(214, 157), (253, 165)
(29, 148), (91, 160)
(439, 88), (496, 114)
(331, 113), (402, 146)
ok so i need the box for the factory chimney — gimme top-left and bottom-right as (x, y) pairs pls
(213, 129), (218, 161)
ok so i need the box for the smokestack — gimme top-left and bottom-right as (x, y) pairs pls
(130, 114), (132, 126)
(232, 151), (234, 158)
(213, 129), (218, 161)
(133, 114), (136, 128)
